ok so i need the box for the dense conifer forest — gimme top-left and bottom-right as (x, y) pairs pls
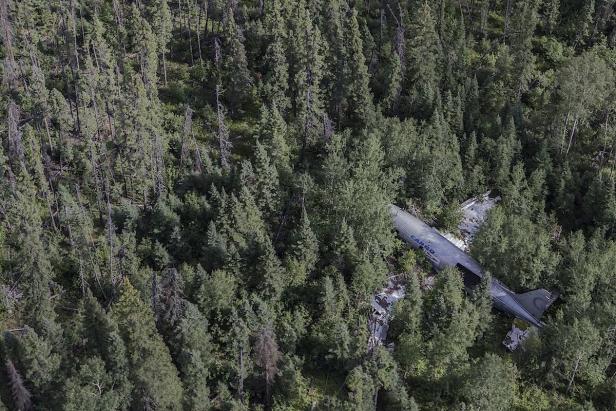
(0, 0), (616, 409)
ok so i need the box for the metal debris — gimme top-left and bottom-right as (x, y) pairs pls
(368, 276), (406, 351)
(453, 191), (500, 251)
(503, 320), (531, 351)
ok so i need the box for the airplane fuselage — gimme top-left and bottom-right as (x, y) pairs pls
(390, 205), (546, 328)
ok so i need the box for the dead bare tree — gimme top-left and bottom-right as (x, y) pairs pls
(0, 0), (17, 88)
(216, 85), (232, 170)
(503, 0), (512, 40)
(6, 360), (32, 411)
(159, 268), (184, 327)
(254, 326), (281, 409)
(212, 38), (231, 170)
(153, 129), (165, 199)
(7, 101), (25, 168)
(181, 105), (194, 167)
(180, 105), (202, 173)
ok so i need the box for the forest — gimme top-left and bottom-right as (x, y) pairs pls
(0, 0), (615, 409)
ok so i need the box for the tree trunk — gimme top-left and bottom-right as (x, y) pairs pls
(503, 0), (512, 39)
(237, 346), (245, 400)
(185, 0), (195, 65)
(567, 354), (582, 393)
(566, 116), (579, 155)
(196, 3), (204, 67)
(560, 111), (570, 154)
(162, 51), (168, 86)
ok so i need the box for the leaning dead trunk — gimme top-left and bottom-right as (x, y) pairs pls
(565, 115), (579, 155)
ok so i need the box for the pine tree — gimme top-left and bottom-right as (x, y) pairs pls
(320, 0), (347, 123)
(65, 291), (131, 402)
(494, 117), (520, 190)
(421, 267), (480, 377)
(383, 48), (403, 115)
(255, 237), (286, 301)
(344, 366), (375, 410)
(542, 0), (560, 34)
(216, 84), (233, 170)
(224, 309), (252, 403)
(472, 207), (560, 290)
(392, 273), (425, 378)
(322, 133), (396, 257)
(554, 51), (613, 155)
(461, 353), (519, 410)
(176, 302), (213, 411)
(389, 272), (422, 340)
(573, 0), (595, 46)
(463, 131), (486, 196)
(408, 110), (464, 216)
(130, 5), (159, 91)
(63, 357), (124, 411)
(1, 173), (59, 337)
(157, 267), (185, 337)
(543, 316), (606, 394)
(196, 268), (237, 317)
(508, 0), (540, 100)
(366, 347), (412, 410)
(313, 273), (352, 366)
(111, 279), (183, 410)
(150, 0), (173, 86)
(3, 326), (61, 402)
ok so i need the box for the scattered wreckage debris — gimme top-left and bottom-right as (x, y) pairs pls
(368, 276), (406, 352)
(503, 319), (532, 351)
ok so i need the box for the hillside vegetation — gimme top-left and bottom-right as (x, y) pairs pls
(0, 0), (616, 409)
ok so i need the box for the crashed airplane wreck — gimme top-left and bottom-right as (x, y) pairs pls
(390, 204), (559, 329)
(369, 193), (559, 352)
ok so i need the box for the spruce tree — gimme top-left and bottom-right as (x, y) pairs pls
(253, 141), (281, 225)
(403, 3), (441, 119)
(286, 206), (319, 283)
(343, 8), (374, 128)
(288, 0), (327, 150)
(221, 6), (252, 110)
(256, 104), (292, 178)
(63, 357), (124, 411)
(262, 0), (290, 112)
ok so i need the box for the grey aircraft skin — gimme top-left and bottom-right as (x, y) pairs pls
(390, 205), (558, 328)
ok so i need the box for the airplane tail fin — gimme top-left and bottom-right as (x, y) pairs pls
(515, 288), (559, 320)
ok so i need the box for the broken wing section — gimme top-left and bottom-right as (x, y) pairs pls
(515, 289), (559, 321)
